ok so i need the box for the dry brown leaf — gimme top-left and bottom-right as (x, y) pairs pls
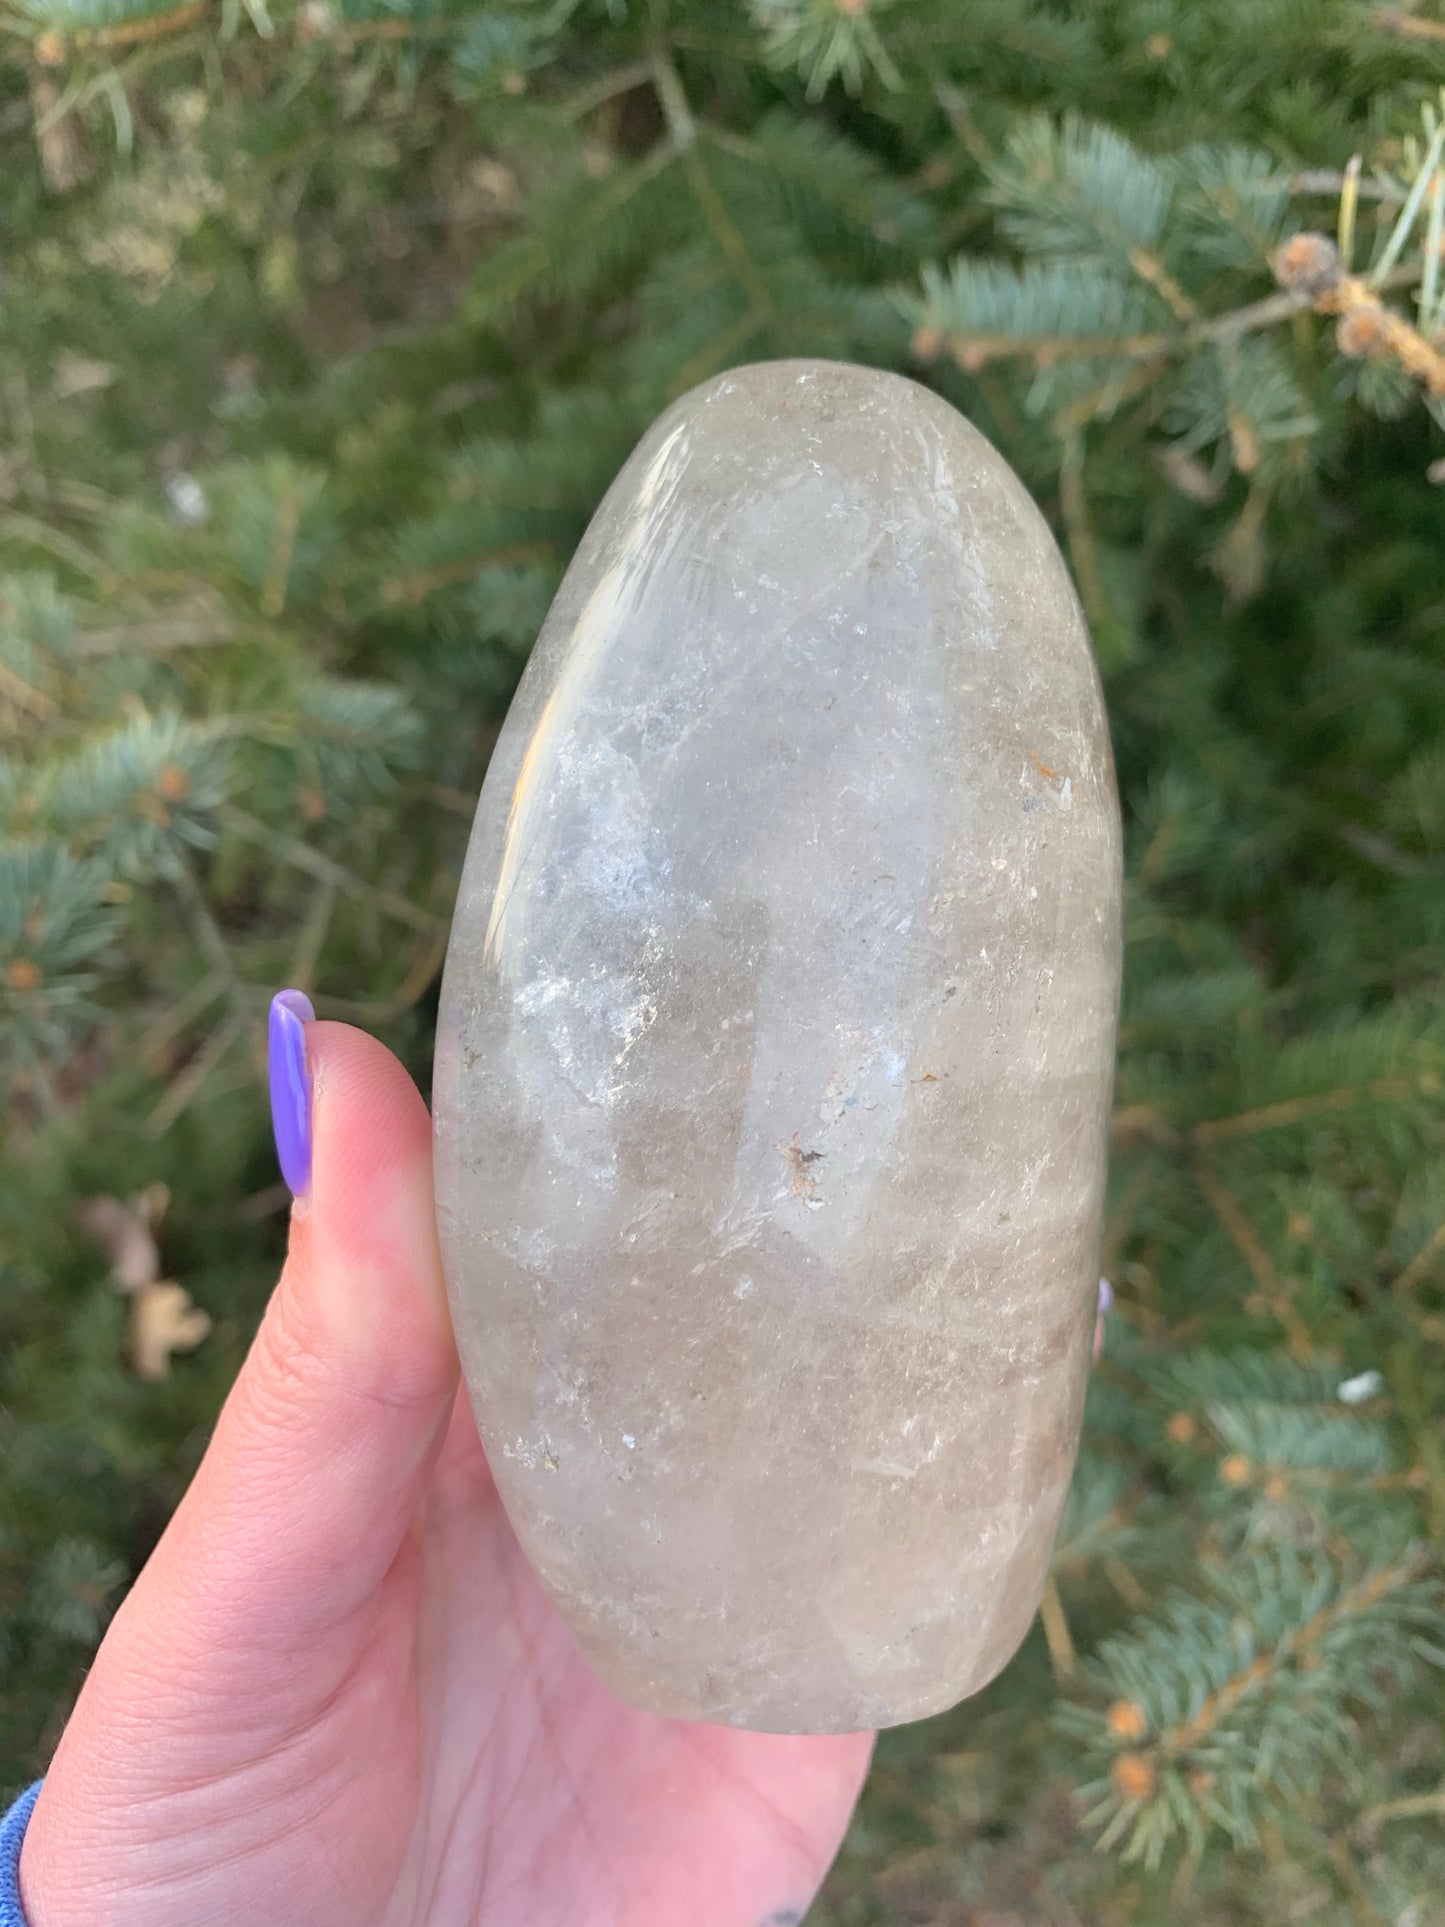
(130, 1280), (211, 1382)
(76, 1183), (169, 1293)
(78, 1182), (209, 1378)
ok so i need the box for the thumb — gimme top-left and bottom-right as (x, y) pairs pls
(21, 1004), (459, 1919)
(90, 1000), (457, 1691)
(161, 996), (460, 1641)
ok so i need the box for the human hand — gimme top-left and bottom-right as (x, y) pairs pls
(21, 1003), (872, 1927)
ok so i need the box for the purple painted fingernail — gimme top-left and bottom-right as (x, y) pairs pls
(1093, 1276), (1113, 1361)
(269, 989), (315, 1197)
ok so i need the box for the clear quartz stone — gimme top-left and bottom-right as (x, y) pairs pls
(434, 359), (1122, 1733)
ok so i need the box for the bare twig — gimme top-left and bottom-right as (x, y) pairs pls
(29, 70), (85, 189)
(1375, 6), (1445, 44)
(218, 802), (445, 934)
(1038, 1575), (1076, 1679)
(1192, 1074), (1433, 1144)
(74, 609), (236, 655)
(380, 538), (554, 606)
(561, 60), (654, 121)
(1194, 1161), (1315, 1359)
(260, 477), (302, 619)
(146, 1009), (244, 1135)
(24, 0), (206, 61)
(1361, 1782), (1445, 1824)
(1395, 1216), (1445, 1297)
(167, 851), (254, 1037)
(1058, 431), (1110, 633)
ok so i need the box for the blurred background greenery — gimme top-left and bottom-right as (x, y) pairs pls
(3, 0), (1445, 1918)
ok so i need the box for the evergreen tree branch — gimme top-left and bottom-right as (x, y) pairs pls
(1192, 1160), (1315, 1358)
(380, 539), (555, 606)
(916, 273), (1429, 377)
(1191, 1073), (1438, 1143)
(1062, 1547), (1444, 1863)
(1274, 233), (1445, 399)
(165, 848), (252, 1037)
(216, 802), (445, 934)
(145, 1005), (244, 1133)
(649, 48), (779, 326)
(5, 9), (1445, 1900)
(136, 966), (226, 1069)
(24, 0), (206, 58)
(306, 928), (447, 1022)
(1164, 1553), (1429, 1755)
(679, 145), (779, 324)
(1394, 1216), (1445, 1296)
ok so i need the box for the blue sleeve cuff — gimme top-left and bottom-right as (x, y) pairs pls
(0, 1783), (42, 1927)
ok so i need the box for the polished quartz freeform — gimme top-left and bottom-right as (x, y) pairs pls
(433, 359), (1122, 1733)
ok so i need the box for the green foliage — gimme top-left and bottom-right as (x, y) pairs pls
(2, 0), (1445, 1917)
(751, 0), (902, 100)
(1064, 1547), (1442, 1863)
(1055, 1341), (1442, 1868)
